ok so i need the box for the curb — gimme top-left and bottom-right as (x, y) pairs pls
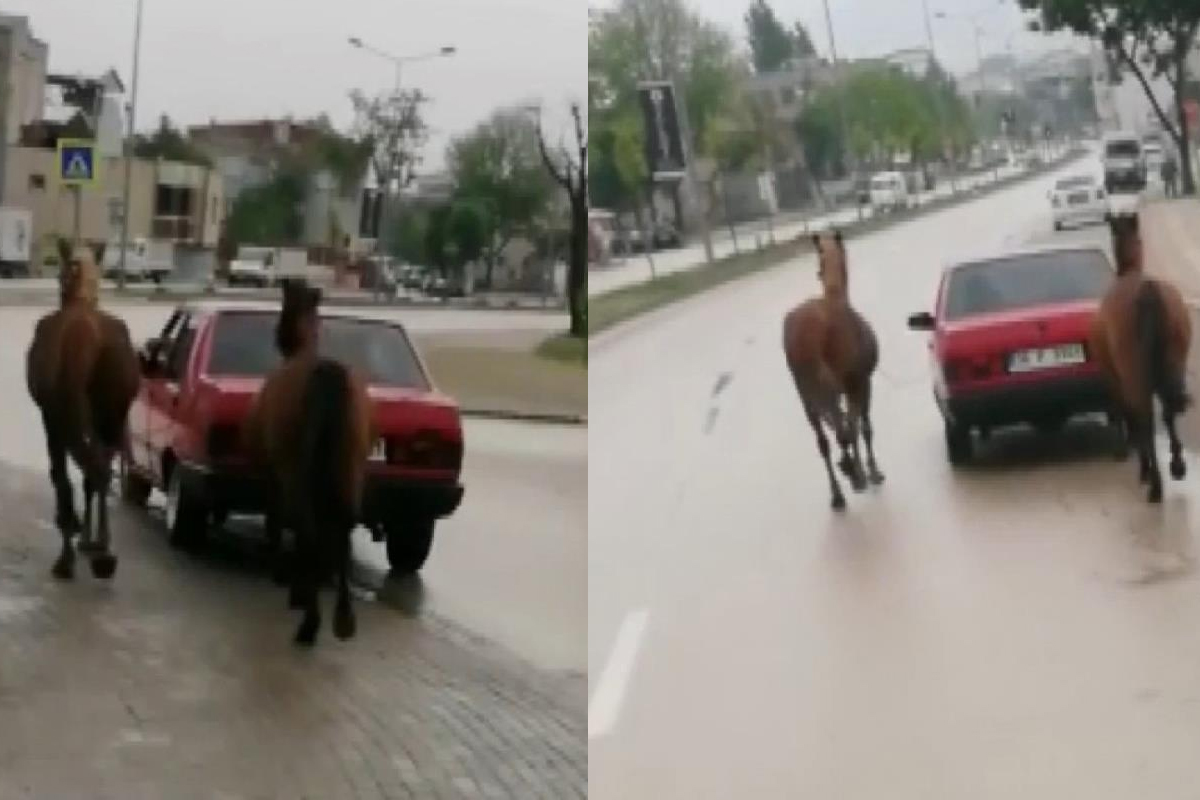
(460, 407), (587, 426)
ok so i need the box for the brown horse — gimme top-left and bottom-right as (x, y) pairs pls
(26, 240), (140, 579)
(1090, 212), (1192, 503)
(782, 230), (884, 510)
(244, 279), (373, 646)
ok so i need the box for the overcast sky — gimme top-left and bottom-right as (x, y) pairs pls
(13, 0), (587, 172)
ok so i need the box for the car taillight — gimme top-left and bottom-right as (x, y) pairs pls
(944, 354), (1004, 385)
(385, 433), (463, 471)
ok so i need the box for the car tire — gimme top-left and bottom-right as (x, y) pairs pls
(166, 467), (208, 550)
(945, 419), (973, 466)
(119, 454), (152, 508)
(385, 518), (435, 574)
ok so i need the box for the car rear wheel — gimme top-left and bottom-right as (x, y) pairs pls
(119, 454), (152, 508)
(386, 518), (435, 574)
(166, 468), (208, 550)
(945, 419), (973, 466)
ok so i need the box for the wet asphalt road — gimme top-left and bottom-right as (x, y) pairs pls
(0, 302), (585, 675)
(590, 159), (1200, 797)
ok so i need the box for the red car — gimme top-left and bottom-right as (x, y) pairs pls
(122, 303), (465, 572)
(907, 245), (1115, 465)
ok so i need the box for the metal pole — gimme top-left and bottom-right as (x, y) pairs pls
(921, 0), (956, 195)
(822, 0), (859, 222)
(118, 0), (144, 291)
(72, 186), (82, 244)
(0, 28), (11, 208)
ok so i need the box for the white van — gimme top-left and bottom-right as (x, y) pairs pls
(869, 171), (910, 213)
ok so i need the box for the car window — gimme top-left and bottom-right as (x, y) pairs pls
(166, 316), (196, 381)
(1106, 140), (1140, 158)
(206, 312), (430, 389)
(943, 251), (1112, 321)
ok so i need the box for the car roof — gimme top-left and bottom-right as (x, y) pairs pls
(181, 300), (410, 329)
(1054, 173), (1096, 184)
(946, 244), (1112, 275)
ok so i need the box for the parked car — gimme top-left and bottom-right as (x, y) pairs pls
(227, 247), (274, 288)
(906, 245), (1114, 465)
(869, 171), (910, 213)
(103, 238), (174, 284)
(122, 303), (466, 572)
(1049, 173), (1107, 231)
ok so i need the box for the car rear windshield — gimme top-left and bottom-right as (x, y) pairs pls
(1106, 140), (1140, 158)
(206, 312), (429, 389)
(1055, 176), (1094, 190)
(943, 251), (1111, 321)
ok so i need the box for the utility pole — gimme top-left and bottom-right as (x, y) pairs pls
(117, 0), (144, 291)
(0, 27), (11, 208)
(920, 0), (956, 195)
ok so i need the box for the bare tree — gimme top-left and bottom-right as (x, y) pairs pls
(534, 103), (588, 338)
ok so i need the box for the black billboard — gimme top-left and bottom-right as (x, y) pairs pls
(638, 80), (687, 180)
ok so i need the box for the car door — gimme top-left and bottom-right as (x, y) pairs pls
(129, 310), (180, 476)
(145, 311), (197, 485)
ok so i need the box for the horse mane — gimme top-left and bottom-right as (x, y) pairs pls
(1109, 212), (1142, 277)
(56, 239), (101, 307)
(812, 230), (848, 301)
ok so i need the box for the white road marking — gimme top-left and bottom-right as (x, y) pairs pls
(588, 609), (650, 741)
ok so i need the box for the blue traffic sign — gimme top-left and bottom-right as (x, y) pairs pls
(57, 139), (97, 186)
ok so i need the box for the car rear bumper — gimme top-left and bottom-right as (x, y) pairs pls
(177, 460), (465, 522)
(1053, 203), (1106, 225)
(942, 371), (1109, 428)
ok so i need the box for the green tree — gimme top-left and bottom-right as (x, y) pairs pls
(1018, 0), (1200, 194)
(134, 115), (211, 166)
(392, 209), (428, 265)
(447, 198), (490, 268)
(447, 107), (553, 286)
(224, 161), (309, 246)
(745, 0), (795, 73)
(791, 21), (816, 57)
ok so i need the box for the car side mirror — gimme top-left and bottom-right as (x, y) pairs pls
(907, 312), (935, 331)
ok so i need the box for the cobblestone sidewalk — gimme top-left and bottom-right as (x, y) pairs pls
(0, 467), (585, 800)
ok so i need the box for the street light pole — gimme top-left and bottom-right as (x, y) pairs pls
(821, 0), (859, 220)
(920, 0), (957, 195)
(118, 0), (144, 291)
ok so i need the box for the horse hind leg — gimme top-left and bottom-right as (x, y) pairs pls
(805, 402), (846, 511)
(87, 456), (118, 580)
(1135, 407), (1163, 503)
(332, 522), (357, 641)
(1164, 405), (1187, 481)
(292, 515), (322, 646)
(858, 381), (885, 485)
(42, 413), (78, 580)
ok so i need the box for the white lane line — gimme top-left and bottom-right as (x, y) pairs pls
(588, 609), (650, 741)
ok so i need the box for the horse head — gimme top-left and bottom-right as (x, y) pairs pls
(276, 278), (323, 357)
(1108, 211), (1142, 276)
(811, 229), (847, 298)
(57, 238), (102, 307)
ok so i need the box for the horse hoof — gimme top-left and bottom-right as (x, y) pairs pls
(90, 554), (118, 580)
(869, 471), (886, 486)
(838, 457), (854, 479)
(851, 477), (868, 493)
(1171, 460), (1187, 481)
(1148, 485), (1163, 504)
(831, 494), (847, 512)
(294, 616), (320, 647)
(333, 607), (357, 641)
(51, 558), (74, 581)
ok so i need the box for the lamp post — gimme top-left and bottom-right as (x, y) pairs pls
(117, 0), (145, 291)
(820, 0), (860, 220)
(348, 37), (455, 296)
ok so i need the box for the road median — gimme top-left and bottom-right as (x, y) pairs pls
(416, 330), (587, 425)
(589, 149), (1087, 338)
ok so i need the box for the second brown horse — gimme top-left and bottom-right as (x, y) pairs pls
(1090, 212), (1192, 503)
(783, 230), (884, 510)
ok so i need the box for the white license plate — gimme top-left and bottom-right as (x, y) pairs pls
(369, 439), (386, 461)
(1068, 192), (1090, 205)
(1008, 344), (1086, 373)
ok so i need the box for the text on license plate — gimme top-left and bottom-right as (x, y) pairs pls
(1008, 344), (1085, 373)
(1068, 192), (1090, 205)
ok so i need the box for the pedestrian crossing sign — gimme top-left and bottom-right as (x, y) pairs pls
(57, 139), (97, 186)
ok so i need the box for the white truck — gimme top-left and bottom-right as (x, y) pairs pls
(103, 238), (174, 284)
(228, 246), (309, 288)
(0, 207), (32, 278)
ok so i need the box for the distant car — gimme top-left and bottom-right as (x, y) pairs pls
(1049, 174), (1107, 231)
(869, 171), (910, 213)
(122, 304), (465, 572)
(1102, 132), (1147, 193)
(906, 246), (1115, 465)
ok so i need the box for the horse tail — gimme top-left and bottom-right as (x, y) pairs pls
(1136, 280), (1191, 416)
(298, 358), (356, 528)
